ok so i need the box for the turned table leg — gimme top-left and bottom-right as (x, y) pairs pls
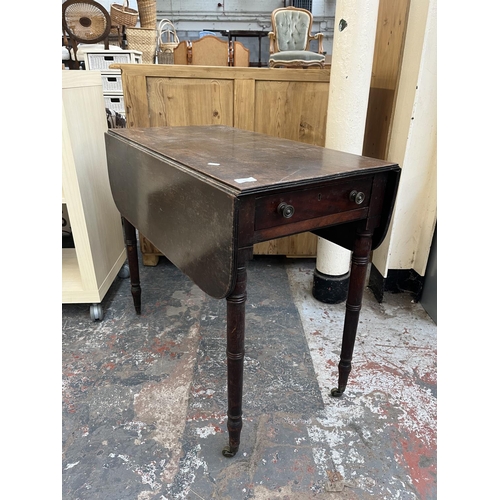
(331, 230), (373, 398)
(222, 257), (247, 457)
(122, 217), (142, 315)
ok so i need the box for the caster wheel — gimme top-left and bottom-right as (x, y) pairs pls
(90, 304), (104, 321)
(118, 264), (130, 279)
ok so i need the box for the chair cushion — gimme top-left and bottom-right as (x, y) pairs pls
(269, 50), (325, 63)
(275, 10), (311, 51)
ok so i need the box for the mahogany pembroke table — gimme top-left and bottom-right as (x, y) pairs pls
(105, 125), (401, 457)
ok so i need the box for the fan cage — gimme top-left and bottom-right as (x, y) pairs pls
(64, 2), (110, 42)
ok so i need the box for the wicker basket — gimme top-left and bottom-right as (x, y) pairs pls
(156, 19), (179, 65)
(110, 1), (138, 27)
(137, 0), (157, 28)
(126, 27), (156, 63)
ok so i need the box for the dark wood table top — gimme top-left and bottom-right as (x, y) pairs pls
(107, 126), (397, 193)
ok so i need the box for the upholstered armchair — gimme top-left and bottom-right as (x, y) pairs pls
(268, 7), (325, 68)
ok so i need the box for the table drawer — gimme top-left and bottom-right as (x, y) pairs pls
(254, 177), (372, 231)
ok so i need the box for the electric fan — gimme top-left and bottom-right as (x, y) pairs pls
(62, 0), (111, 67)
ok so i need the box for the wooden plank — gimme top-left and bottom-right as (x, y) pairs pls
(363, 0), (410, 159)
(234, 79), (255, 131)
(122, 73), (149, 128)
(370, 0), (411, 90)
(173, 42), (188, 65)
(253, 233), (318, 257)
(147, 78), (234, 127)
(233, 42), (250, 67)
(254, 80), (329, 145)
(110, 63), (331, 83)
(363, 87), (395, 160)
(139, 232), (161, 266)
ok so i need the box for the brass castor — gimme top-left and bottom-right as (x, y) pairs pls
(330, 387), (345, 398)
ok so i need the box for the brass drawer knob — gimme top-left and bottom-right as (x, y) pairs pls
(349, 190), (365, 205)
(277, 202), (295, 218)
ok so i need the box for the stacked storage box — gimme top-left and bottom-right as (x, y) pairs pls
(83, 50), (142, 115)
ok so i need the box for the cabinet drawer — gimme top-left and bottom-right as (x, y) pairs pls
(101, 73), (123, 93)
(254, 177), (372, 231)
(104, 94), (126, 114)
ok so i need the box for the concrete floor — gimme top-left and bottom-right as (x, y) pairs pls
(62, 253), (437, 500)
